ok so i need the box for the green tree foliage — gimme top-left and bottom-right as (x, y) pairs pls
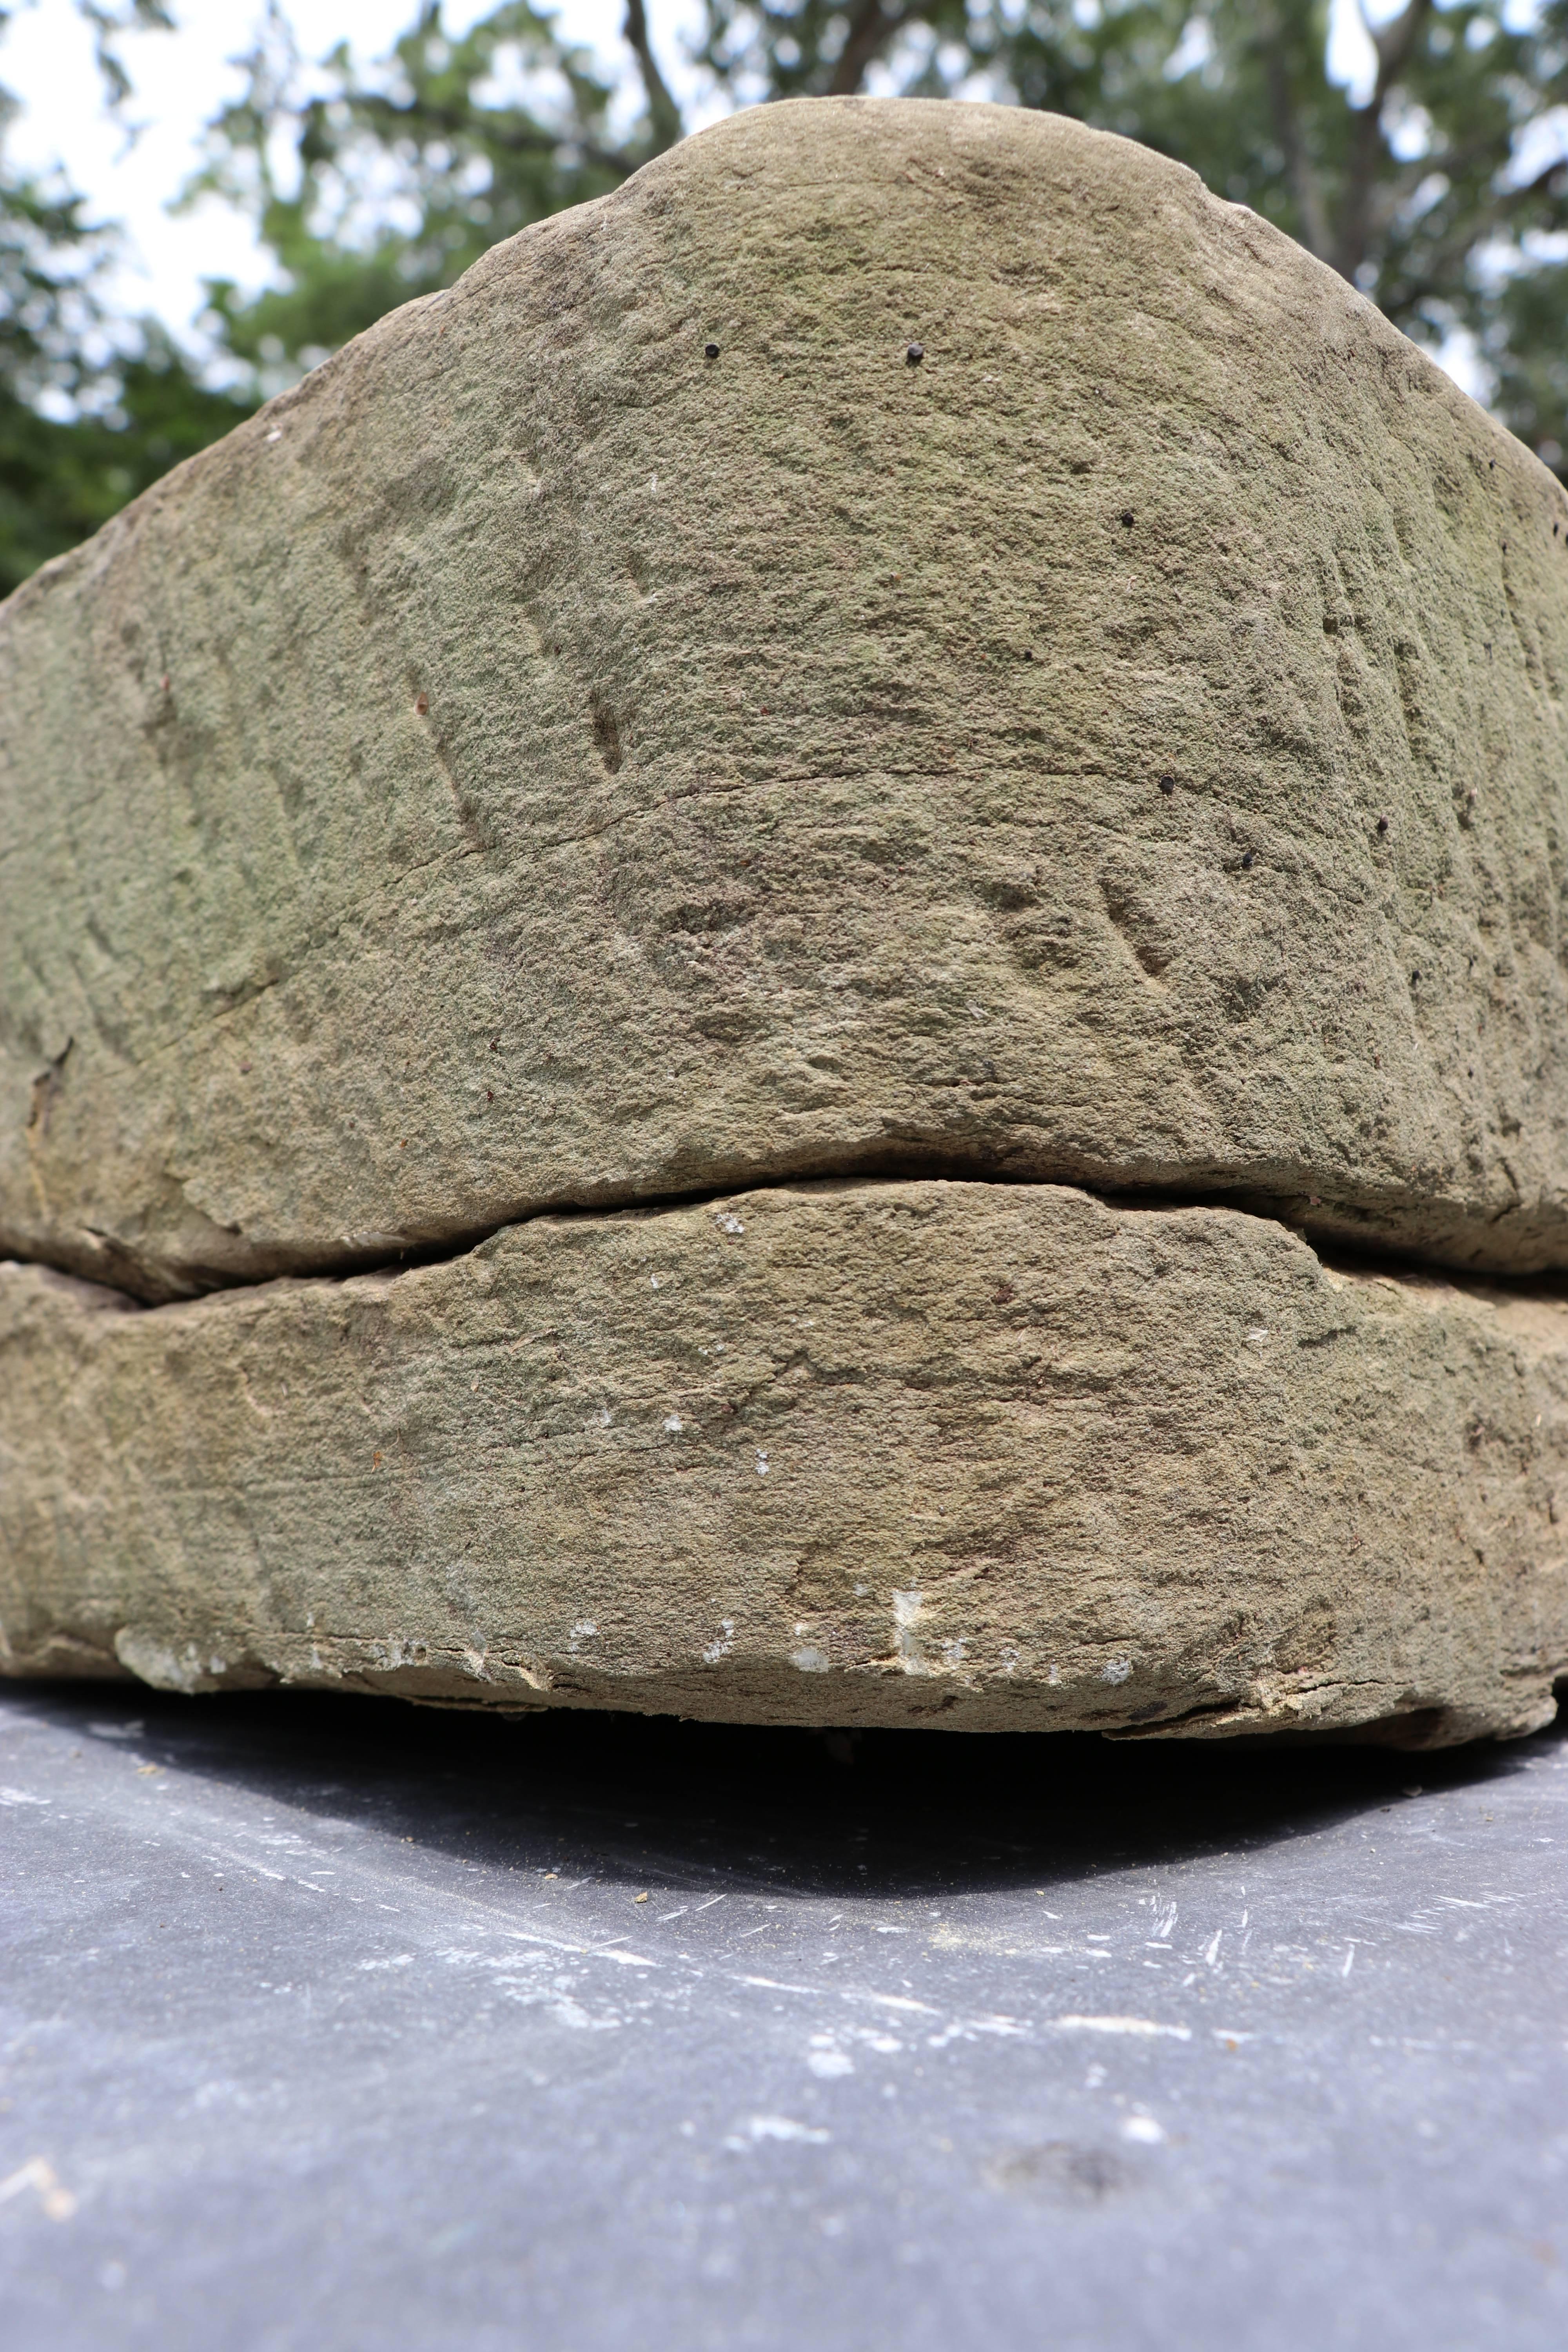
(187, 0), (685, 387)
(0, 2), (252, 592)
(9, 1), (1568, 593)
(0, 325), (258, 595)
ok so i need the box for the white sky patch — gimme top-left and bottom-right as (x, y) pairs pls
(1162, 13), (1213, 82)
(0, 0), (721, 354)
(1326, 0), (1387, 109)
(1505, 103), (1568, 192)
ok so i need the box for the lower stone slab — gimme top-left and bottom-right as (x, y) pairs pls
(2, 1180), (1566, 1745)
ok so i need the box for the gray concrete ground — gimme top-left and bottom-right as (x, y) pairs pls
(1, 1682), (1564, 2351)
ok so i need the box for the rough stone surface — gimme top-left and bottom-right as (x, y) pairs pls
(4, 100), (1568, 1301)
(3, 1180), (1565, 1744)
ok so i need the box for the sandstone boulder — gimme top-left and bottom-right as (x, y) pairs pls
(2, 1181), (1564, 1744)
(4, 100), (1568, 1300)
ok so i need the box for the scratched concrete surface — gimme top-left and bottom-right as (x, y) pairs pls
(0, 1686), (1564, 2352)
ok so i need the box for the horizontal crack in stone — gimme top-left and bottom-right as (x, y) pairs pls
(9, 1162), (1568, 1315)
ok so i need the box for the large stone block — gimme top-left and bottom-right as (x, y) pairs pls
(2, 1182), (1564, 1744)
(4, 100), (1568, 1301)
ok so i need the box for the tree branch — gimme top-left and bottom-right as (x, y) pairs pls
(623, 0), (683, 153)
(1334, 0), (1434, 284)
(1261, 14), (1330, 261)
(1366, 0), (1434, 97)
(827, 0), (910, 98)
(349, 94), (644, 185)
(1372, 149), (1568, 325)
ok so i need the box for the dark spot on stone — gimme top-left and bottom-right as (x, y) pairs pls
(906, 343), (924, 365)
(1411, 971), (1421, 986)
(993, 1281), (1015, 1305)
(1024, 648), (1034, 660)
(1241, 851), (1254, 870)
(704, 343), (719, 360)
(1158, 774), (1176, 796)
(1120, 510), (1134, 527)
(1376, 815), (1388, 834)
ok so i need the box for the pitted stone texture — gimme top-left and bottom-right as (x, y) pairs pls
(5, 100), (1568, 1302)
(2, 1182), (1564, 1744)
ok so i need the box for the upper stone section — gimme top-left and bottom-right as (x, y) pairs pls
(4, 97), (1568, 1300)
